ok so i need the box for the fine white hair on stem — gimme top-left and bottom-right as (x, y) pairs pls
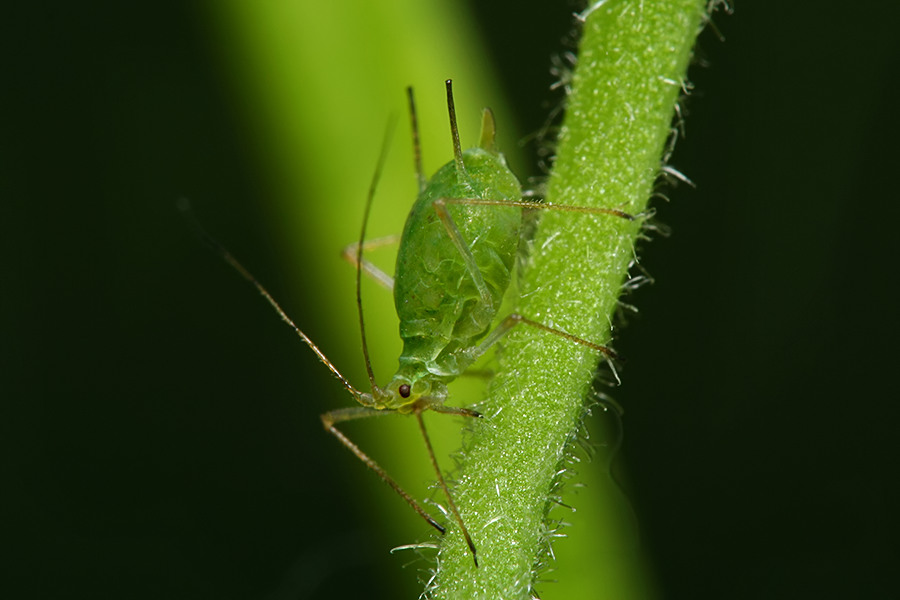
(660, 164), (696, 188)
(574, 0), (609, 23)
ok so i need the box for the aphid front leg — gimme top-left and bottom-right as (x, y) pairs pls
(413, 409), (479, 566)
(320, 405), (448, 535)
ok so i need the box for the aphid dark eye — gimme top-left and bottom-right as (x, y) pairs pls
(399, 384), (411, 398)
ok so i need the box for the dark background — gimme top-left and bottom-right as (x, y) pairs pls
(4, 1), (898, 598)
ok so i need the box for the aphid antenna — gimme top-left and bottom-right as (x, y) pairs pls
(355, 117), (398, 394)
(444, 79), (466, 176)
(178, 199), (367, 402)
(405, 87), (427, 192)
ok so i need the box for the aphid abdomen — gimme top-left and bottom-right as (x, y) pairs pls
(394, 148), (522, 378)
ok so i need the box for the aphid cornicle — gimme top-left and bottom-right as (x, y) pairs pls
(200, 80), (631, 568)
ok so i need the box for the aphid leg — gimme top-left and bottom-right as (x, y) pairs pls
(430, 404), (483, 419)
(340, 234), (399, 291)
(433, 195), (636, 306)
(467, 313), (622, 385)
(440, 197), (637, 221)
(431, 198), (493, 305)
(414, 408), (479, 566)
(430, 196), (627, 383)
(321, 406), (447, 535)
(455, 369), (495, 381)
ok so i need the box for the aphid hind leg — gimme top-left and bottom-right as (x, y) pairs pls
(341, 234), (400, 291)
(431, 198), (493, 305)
(431, 195), (637, 308)
(430, 196), (625, 382)
(321, 406), (447, 535)
(440, 197), (637, 221)
(468, 313), (622, 384)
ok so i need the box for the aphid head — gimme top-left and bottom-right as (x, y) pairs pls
(374, 372), (448, 412)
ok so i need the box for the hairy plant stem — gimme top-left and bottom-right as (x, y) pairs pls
(430, 2), (708, 598)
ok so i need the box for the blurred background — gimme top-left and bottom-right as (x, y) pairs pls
(3, 1), (899, 598)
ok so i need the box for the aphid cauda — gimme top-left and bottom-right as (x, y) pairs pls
(198, 80), (632, 567)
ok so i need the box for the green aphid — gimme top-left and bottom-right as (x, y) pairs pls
(211, 80), (631, 567)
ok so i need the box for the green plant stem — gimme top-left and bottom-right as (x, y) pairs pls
(430, 2), (707, 598)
